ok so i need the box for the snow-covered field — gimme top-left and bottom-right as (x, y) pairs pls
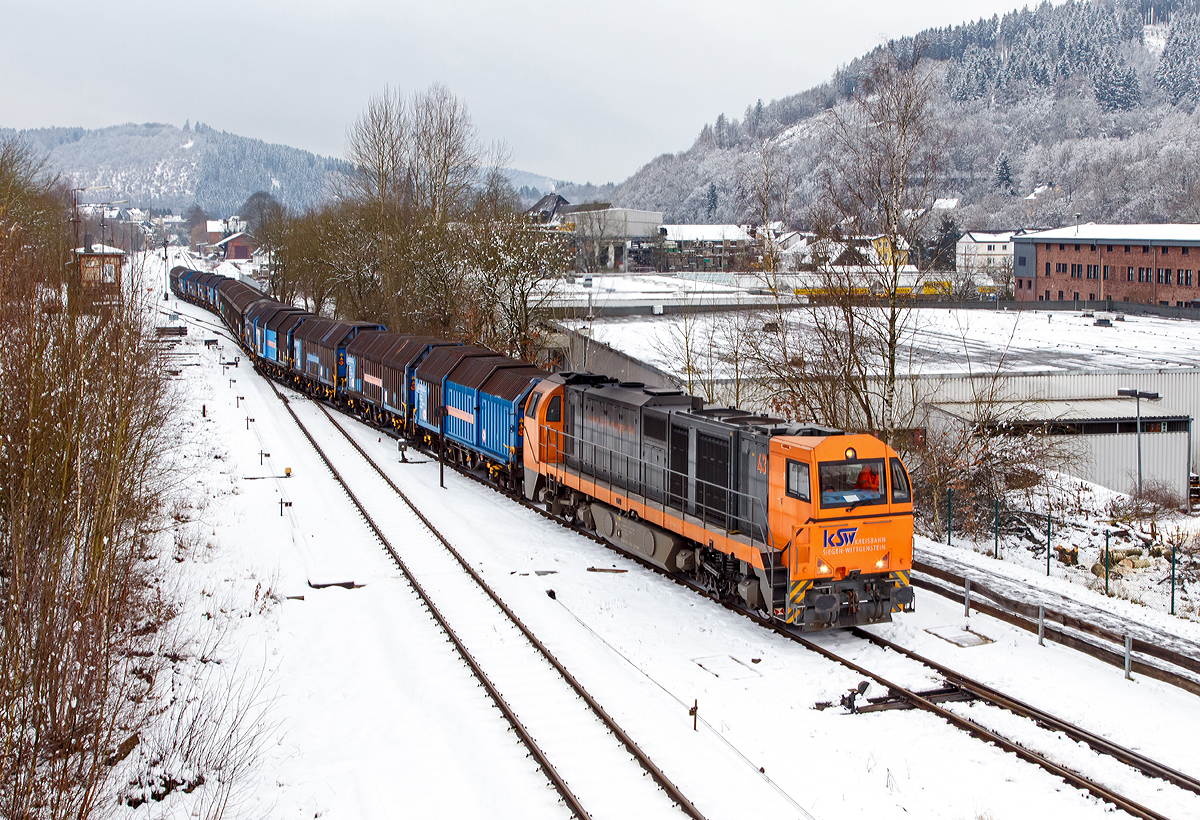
(572, 306), (1200, 379)
(138, 257), (1200, 819)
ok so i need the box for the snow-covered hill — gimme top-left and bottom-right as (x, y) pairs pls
(5, 122), (348, 216)
(611, 1), (1200, 229)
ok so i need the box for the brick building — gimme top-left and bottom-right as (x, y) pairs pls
(1013, 224), (1200, 305)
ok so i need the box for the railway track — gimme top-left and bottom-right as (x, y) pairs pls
(849, 628), (1200, 799)
(265, 378), (706, 820)
(364, 418), (1196, 820)
(911, 557), (1200, 696)
(168, 301), (1196, 818)
(390, 437), (1195, 819)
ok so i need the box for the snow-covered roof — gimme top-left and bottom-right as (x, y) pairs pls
(933, 198), (960, 209)
(73, 244), (126, 255)
(1021, 224), (1200, 243)
(213, 231), (251, 247)
(961, 231), (1017, 244)
(661, 225), (752, 243)
(931, 396), (1189, 424)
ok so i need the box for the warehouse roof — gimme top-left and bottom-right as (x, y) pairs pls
(929, 396), (1190, 425)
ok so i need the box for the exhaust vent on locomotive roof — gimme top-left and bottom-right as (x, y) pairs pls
(617, 382), (645, 389)
(559, 372), (618, 386)
(643, 387), (684, 396)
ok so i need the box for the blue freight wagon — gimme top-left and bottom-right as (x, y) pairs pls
(412, 346), (494, 434)
(443, 356), (547, 468)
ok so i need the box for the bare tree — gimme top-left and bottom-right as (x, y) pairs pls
(341, 85), (409, 215)
(470, 215), (570, 362)
(748, 43), (948, 445)
(409, 83), (483, 225)
(737, 136), (795, 273)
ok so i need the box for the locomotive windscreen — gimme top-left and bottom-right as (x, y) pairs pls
(818, 459), (886, 509)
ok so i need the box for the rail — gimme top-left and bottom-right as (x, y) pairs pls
(394, 400), (1183, 819)
(913, 559), (1200, 696)
(296, 392), (707, 820)
(851, 628), (1200, 799)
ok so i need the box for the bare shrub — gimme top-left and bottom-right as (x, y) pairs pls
(118, 658), (275, 819)
(0, 137), (271, 818)
(908, 410), (1078, 539)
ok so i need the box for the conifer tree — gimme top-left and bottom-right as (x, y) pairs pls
(992, 151), (1014, 194)
(706, 183), (718, 220)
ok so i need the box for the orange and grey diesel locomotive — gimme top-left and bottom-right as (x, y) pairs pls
(523, 373), (914, 630)
(171, 266), (914, 630)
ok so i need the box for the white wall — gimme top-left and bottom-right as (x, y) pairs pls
(910, 369), (1198, 467)
(1077, 431), (1189, 499)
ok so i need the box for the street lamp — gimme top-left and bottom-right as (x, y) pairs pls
(1117, 388), (1160, 496)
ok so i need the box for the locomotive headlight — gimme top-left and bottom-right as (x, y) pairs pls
(817, 560), (831, 574)
(875, 553), (890, 570)
(845, 447), (857, 461)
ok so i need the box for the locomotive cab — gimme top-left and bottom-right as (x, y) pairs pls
(770, 434), (914, 628)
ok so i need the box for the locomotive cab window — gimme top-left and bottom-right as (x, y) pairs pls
(890, 458), (911, 503)
(525, 391), (541, 418)
(786, 460), (811, 502)
(545, 395), (562, 422)
(818, 459), (886, 508)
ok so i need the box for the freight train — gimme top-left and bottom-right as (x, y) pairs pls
(171, 266), (914, 630)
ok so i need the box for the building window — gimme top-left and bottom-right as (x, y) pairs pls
(1002, 244), (1008, 250)
(1058, 290), (1064, 300)
(1018, 256), (1026, 266)
(1143, 245), (1150, 253)
(1046, 262), (1051, 276)
(1045, 290), (1050, 300)
(1074, 244), (1080, 251)
(1163, 247), (1169, 256)
(1125, 245), (1130, 253)
(1103, 265), (1109, 279)
(1017, 278), (1023, 290)
(1091, 245), (1097, 252)
(1128, 267), (1135, 281)
(1107, 245), (1113, 252)
(1060, 244), (1065, 250)
(987, 244), (994, 251)
(1184, 247), (1190, 256)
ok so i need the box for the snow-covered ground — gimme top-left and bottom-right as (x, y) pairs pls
(543, 272), (765, 311)
(572, 306), (1200, 379)
(917, 471), (1200, 626)
(136, 253), (1200, 819)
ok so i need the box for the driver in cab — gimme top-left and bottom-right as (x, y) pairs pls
(854, 464), (879, 493)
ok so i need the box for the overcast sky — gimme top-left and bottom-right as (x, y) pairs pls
(2, 0), (1024, 184)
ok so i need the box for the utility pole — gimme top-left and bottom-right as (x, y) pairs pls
(1117, 388), (1160, 496)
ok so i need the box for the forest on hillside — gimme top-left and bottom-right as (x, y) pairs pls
(3, 122), (347, 216)
(612, 0), (1200, 232)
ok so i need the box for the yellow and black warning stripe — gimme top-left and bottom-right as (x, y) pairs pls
(889, 570), (911, 612)
(786, 579), (812, 624)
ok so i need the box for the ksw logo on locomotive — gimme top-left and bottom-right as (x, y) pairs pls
(823, 527), (887, 554)
(824, 527), (858, 549)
